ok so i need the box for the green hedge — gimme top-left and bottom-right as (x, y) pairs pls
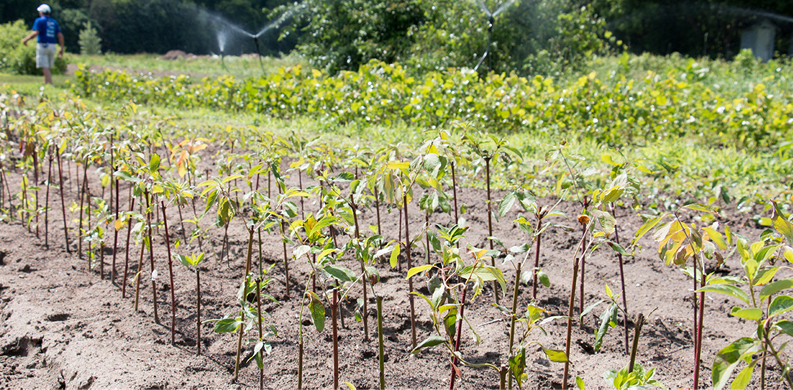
(0, 20), (68, 76)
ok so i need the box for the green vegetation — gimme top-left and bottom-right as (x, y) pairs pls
(0, 20), (68, 76)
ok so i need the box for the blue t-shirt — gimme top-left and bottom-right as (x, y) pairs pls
(32, 16), (61, 44)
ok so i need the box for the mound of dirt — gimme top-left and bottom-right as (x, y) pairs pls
(161, 50), (189, 60)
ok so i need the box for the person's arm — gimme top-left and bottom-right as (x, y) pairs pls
(57, 32), (64, 57)
(22, 31), (39, 46)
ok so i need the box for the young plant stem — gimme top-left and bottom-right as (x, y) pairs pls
(112, 177), (120, 282)
(374, 192), (381, 235)
(122, 197), (135, 298)
(281, 219), (290, 298)
(33, 153), (39, 238)
(350, 195), (369, 339)
(196, 265), (202, 355)
(161, 201), (176, 345)
(78, 162), (88, 260)
(403, 191), (417, 349)
(578, 234), (587, 328)
(485, 157), (499, 304)
(449, 286), (468, 390)
(332, 288), (339, 390)
(45, 153), (52, 247)
(425, 209), (430, 265)
(234, 305), (245, 383)
(134, 235), (145, 311)
(298, 170), (305, 218)
(628, 313), (645, 370)
(256, 278), (264, 390)
(562, 256), (580, 390)
(610, 203), (630, 355)
(693, 265), (705, 389)
(258, 229), (263, 277)
(507, 262), (521, 390)
(245, 226), (255, 276)
(532, 216), (542, 300)
(145, 191), (159, 324)
(377, 296), (385, 390)
(397, 207), (402, 272)
(100, 242), (105, 278)
(451, 161), (459, 223)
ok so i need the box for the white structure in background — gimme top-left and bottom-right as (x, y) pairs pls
(740, 19), (777, 61)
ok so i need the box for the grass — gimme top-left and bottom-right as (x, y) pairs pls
(68, 52), (307, 78)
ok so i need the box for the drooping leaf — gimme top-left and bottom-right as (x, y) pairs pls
(307, 292), (326, 332)
(411, 335), (447, 354)
(324, 266), (357, 282)
(406, 264), (433, 279)
(542, 347), (568, 362)
(697, 285), (750, 305)
(214, 318), (242, 333)
(769, 295), (793, 317)
(729, 307), (762, 321)
(760, 279), (793, 301)
(712, 337), (757, 390)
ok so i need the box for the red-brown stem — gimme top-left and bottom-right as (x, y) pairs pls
(610, 203), (630, 355)
(351, 195), (369, 339)
(256, 278), (263, 390)
(298, 170), (305, 218)
(425, 209), (431, 265)
(45, 153), (52, 247)
(579, 226), (587, 327)
(451, 161), (459, 223)
(485, 157), (499, 304)
(134, 231), (145, 311)
(332, 288), (339, 390)
(196, 267), (201, 355)
(404, 191), (417, 348)
(693, 269), (706, 389)
(145, 191), (159, 323)
(374, 191), (381, 235)
(79, 162), (87, 260)
(397, 206), (403, 272)
(532, 216), (542, 299)
(161, 201), (176, 345)
(562, 256), (580, 390)
(449, 286), (468, 390)
(281, 219), (290, 298)
(122, 197), (135, 298)
(33, 152), (39, 238)
(112, 177), (120, 282)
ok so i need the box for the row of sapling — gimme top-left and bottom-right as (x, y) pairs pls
(5, 95), (793, 389)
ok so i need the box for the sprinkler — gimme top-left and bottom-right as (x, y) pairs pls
(252, 37), (265, 76)
(474, 0), (517, 72)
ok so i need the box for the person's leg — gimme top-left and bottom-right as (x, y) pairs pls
(43, 67), (53, 85)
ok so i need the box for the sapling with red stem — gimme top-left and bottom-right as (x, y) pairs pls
(407, 242), (507, 389)
(463, 131), (521, 304)
(562, 214), (592, 390)
(160, 200), (177, 345)
(55, 145), (70, 252)
(177, 252), (205, 355)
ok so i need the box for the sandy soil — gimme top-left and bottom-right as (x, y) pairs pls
(0, 153), (786, 390)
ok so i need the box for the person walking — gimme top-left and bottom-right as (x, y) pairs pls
(21, 4), (64, 85)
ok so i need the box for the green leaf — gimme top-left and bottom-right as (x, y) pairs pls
(760, 279), (793, 301)
(542, 347), (568, 362)
(730, 307), (762, 321)
(390, 244), (400, 268)
(149, 153), (161, 172)
(214, 318), (242, 333)
(509, 346), (527, 387)
(406, 264), (433, 279)
(324, 266), (357, 282)
(769, 295), (793, 317)
(537, 270), (550, 287)
(177, 254), (192, 269)
(633, 214), (666, 244)
(684, 203), (718, 214)
(498, 192), (516, 218)
(594, 303), (618, 351)
(712, 337), (757, 390)
(576, 376), (585, 390)
(697, 285), (750, 305)
(307, 292), (326, 332)
(609, 241), (630, 256)
(773, 319), (793, 337)
(411, 335), (447, 354)
(731, 360), (756, 390)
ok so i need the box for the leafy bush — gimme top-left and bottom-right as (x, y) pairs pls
(0, 20), (67, 76)
(79, 21), (102, 55)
